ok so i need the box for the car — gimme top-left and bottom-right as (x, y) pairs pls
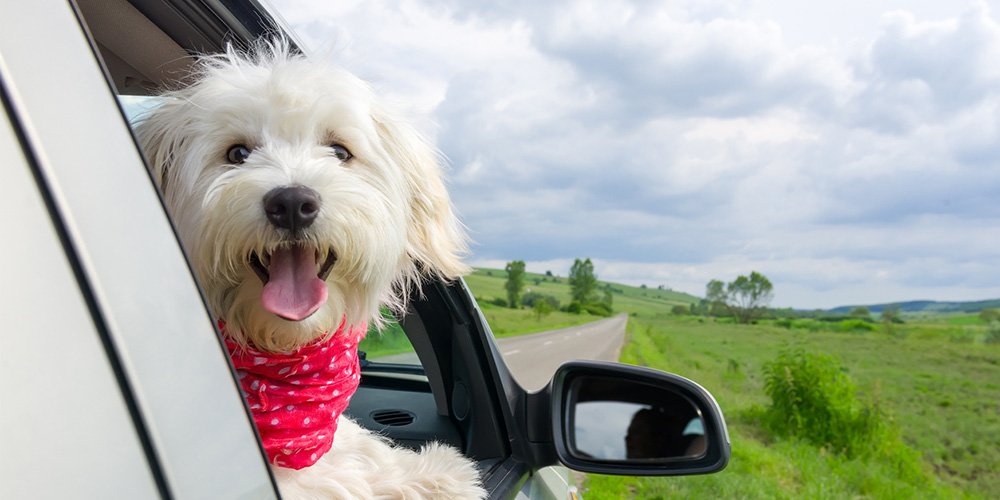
(0, 1), (730, 498)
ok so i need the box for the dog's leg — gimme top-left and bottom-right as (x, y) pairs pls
(273, 416), (487, 500)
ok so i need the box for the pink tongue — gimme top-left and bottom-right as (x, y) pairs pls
(261, 245), (328, 321)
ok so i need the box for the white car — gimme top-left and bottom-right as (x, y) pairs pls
(0, 1), (730, 498)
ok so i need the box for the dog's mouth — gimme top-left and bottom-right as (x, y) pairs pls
(250, 244), (337, 322)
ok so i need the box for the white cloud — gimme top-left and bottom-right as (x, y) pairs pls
(271, 0), (1000, 308)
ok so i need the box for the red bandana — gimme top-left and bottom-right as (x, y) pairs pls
(223, 321), (364, 469)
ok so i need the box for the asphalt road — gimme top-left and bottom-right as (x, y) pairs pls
(496, 313), (629, 391)
(372, 313), (629, 391)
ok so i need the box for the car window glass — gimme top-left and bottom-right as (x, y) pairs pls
(119, 95), (162, 122)
(360, 308), (420, 365)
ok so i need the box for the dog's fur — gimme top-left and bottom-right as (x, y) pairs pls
(135, 41), (485, 499)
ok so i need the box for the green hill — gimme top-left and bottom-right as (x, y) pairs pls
(828, 299), (1000, 316)
(465, 267), (700, 316)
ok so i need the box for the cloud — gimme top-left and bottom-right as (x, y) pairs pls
(271, 0), (1000, 308)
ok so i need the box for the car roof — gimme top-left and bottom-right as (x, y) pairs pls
(76, 0), (304, 95)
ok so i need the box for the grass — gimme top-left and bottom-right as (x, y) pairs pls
(367, 267), (999, 497)
(583, 315), (999, 499)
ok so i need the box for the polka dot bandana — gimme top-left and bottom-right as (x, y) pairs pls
(223, 322), (364, 469)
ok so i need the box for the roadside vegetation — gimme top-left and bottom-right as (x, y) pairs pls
(461, 268), (999, 499)
(362, 267), (999, 497)
(584, 314), (999, 499)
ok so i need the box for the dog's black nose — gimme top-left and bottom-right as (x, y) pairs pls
(263, 186), (321, 232)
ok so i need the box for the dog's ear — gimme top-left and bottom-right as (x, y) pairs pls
(133, 98), (193, 201)
(373, 107), (471, 280)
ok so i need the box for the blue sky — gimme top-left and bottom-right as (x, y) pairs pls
(268, 0), (1000, 309)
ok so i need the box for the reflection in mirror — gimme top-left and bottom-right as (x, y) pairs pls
(570, 376), (707, 461)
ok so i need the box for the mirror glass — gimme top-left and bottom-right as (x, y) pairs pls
(569, 376), (707, 461)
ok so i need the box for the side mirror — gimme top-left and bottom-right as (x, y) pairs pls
(550, 361), (730, 476)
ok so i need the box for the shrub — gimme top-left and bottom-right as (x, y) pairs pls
(671, 304), (690, 316)
(520, 292), (559, 310)
(533, 299), (554, 320)
(583, 302), (613, 317)
(566, 301), (583, 314)
(763, 349), (869, 454)
(980, 308), (1000, 323)
(986, 321), (1000, 344)
(487, 297), (508, 308)
(774, 318), (793, 329)
(839, 319), (877, 332)
(761, 349), (923, 477)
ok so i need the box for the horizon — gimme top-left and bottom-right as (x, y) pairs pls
(468, 264), (1000, 311)
(271, 0), (1000, 310)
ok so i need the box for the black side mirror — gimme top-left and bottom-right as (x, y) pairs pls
(549, 360), (730, 476)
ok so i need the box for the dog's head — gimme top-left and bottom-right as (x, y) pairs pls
(136, 41), (468, 352)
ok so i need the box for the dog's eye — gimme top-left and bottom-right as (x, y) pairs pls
(330, 144), (353, 162)
(226, 145), (252, 164)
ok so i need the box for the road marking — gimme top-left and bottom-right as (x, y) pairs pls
(543, 341), (553, 346)
(504, 349), (521, 356)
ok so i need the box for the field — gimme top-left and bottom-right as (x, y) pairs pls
(462, 269), (1000, 499)
(585, 316), (999, 499)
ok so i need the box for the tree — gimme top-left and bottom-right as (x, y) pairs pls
(706, 279), (726, 306)
(881, 305), (903, 324)
(569, 258), (597, 303)
(534, 299), (554, 320)
(727, 272), (774, 323)
(504, 260), (525, 309)
(705, 272), (774, 323)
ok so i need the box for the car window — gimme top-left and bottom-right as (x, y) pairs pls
(360, 308), (421, 365)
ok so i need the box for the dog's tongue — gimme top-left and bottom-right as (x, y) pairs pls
(261, 245), (328, 321)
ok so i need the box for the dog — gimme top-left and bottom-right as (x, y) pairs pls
(135, 40), (486, 500)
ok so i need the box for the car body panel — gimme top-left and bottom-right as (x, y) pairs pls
(0, 0), (277, 498)
(0, 81), (162, 500)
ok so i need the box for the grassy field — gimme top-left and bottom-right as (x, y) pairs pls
(459, 269), (1000, 499)
(584, 316), (1000, 499)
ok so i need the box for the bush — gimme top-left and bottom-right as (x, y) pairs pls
(566, 301), (583, 314)
(761, 349), (922, 476)
(987, 321), (1000, 344)
(522, 291), (559, 310)
(839, 319), (877, 332)
(980, 308), (1000, 323)
(583, 302), (613, 317)
(487, 297), (508, 308)
(671, 304), (689, 316)
(533, 299), (554, 320)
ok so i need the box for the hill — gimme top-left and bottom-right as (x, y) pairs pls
(465, 267), (700, 316)
(828, 298), (1000, 315)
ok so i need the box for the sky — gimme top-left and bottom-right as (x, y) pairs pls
(267, 0), (1000, 309)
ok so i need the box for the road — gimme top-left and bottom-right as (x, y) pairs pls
(495, 313), (629, 391)
(372, 313), (629, 391)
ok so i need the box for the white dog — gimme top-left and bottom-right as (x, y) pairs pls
(135, 40), (485, 499)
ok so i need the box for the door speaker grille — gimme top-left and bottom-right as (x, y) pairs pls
(370, 409), (415, 426)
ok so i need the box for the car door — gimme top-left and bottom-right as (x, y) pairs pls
(0, 1), (279, 498)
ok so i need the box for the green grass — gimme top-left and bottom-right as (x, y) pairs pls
(583, 315), (999, 499)
(941, 314), (986, 326)
(368, 268), (999, 497)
